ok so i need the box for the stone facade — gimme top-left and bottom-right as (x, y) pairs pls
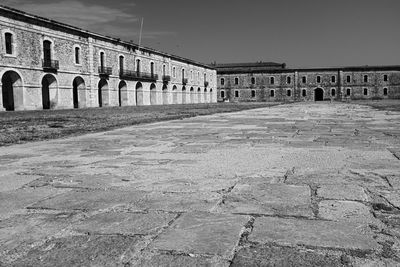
(0, 6), (217, 111)
(216, 63), (400, 102)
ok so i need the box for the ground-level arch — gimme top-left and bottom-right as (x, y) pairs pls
(1, 70), (23, 111)
(136, 82), (144, 106)
(98, 79), (108, 107)
(150, 83), (157, 105)
(162, 84), (169, 105)
(314, 88), (324, 101)
(118, 80), (127, 107)
(72, 76), (85, 109)
(42, 74), (58, 109)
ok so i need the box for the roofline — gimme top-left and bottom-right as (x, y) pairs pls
(218, 65), (400, 74)
(0, 5), (215, 70)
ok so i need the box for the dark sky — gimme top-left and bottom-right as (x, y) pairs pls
(3, 0), (400, 67)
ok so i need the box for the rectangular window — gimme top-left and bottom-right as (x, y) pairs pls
(234, 77), (239, 85)
(302, 89), (306, 97)
(270, 77), (275, 85)
(363, 75), (368, 83)
(5, 33), (13, 54)
(235, 90), (239, 97)
(302, 76), (306, 84)
(221, 91), (225, 98)
(317, 76), (321, 83)
(251, 90), (256, 98)
(331, 76), (336, 83)
(251, 77), (256, 84)
(384, 75), (388, 82)
(163, 65), (166, 76)
(363, 88), (368, 95)
(331, 89), (336, 96)
(346, 88), (351, 96)
(221, 78), (225, 85)
(270, 90), (275, 97)
(346, 75), (351, 83)
(287, 76), (291, 84)
(287, 90), (292, 97)
(172, 67), (176, 78)
(383, 88), (388, 96)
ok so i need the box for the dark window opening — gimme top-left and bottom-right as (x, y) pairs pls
(251, 77), (255, 84)
(234, 77), (239, 85)
(287, 76), (291, 84)
(331, 76), (336, 83)
(221, 78), (225, 85)
(251, 90), (256, 98)
(363, 88), (368, 95)
(302, 89), (306, 97)
(384, 75), (388, 82)
(317, 76), (321, 83)
(5, 33), (13, 54)
(346, 76), (351, 83)
(363, 75), (368, 83)
(287, 90), (291, 97)
(302, 76), (306, 83)
(270, 90), (275, 97)
(346, 88), (351, 96)
(136, 59), (141, 73)
(331, 89), (336, 96)
(100, 52), (105, 69)
(119, 56), (124, 72)
(151, 62), (155, 76)
(221, 91), (225, 98)
(383, 88), (388, 96)
(235, 90), (239, 97)
(162, 65), (166, 76)
(270, 77), (275, 85)
(43, 40), (52, 62)
(75, 47), (80, 64)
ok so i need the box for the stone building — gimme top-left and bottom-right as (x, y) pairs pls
(216, 62), (400, 102)
(0, 6), (217, 111)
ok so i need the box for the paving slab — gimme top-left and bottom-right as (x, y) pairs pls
(318, 184), (368, 201)
(74, 211), (176, 235)
(249, 216), (381, 252)
(231, 244), (344, 267)
(218, 183), (313, 217)
(133, 253), (230, 267)
(150, 212), (249, 258)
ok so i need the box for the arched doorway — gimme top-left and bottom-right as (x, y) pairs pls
(150, 83), (157, 105)
(72, 77), (85, 109)
(210, 89), (213, 103)
(136, 82), (143, 106)
(190, 87), (194, 104)
(172, 85), (178, 104)
(118, 81), (127, 107)
(162, 84), (168, 105)
(42, 74), (57, 110)
(314, 88), (324, 101)
(98, 79), (108, 107)
(197, 87), (202, 103)
(2, 71), (23, 111)
(182, 86), (186, 104)
(204, 88), (208, 103)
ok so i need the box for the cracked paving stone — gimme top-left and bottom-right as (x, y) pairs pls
(74, 211), (176, 236)
(318, 184), (368, 202)
(380, 190), (400, 209)
(249, 217), (381, 252)
(217, 183), (313, 218)
(150, 212), (249, 258)
(10, 235), (142, 267)
(231, 244), (345, 267)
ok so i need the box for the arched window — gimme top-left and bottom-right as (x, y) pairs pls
(270, 77), (275, 85)
(331, 88), (336, 96)
(383, 87), (388, 96)
(251, 77), (256, 85)
(346, 88), (351, 96)
(182, 68), (185, 79)
(75, 47), (80, 64)
(302, 89), (307, 97)
(119, 56), (124, 72)
(270, 90), (275, 97)
(287, 90), (292, 97)
(136, 59), (141, 73)
(287, 76), (291, 84)
(220, 91), (225, 98)
(221, 78), (225, 85)
(346, 75), (351, 83)
(363, 75), (368, 83)
(251, 90), (256, 98)
(5, 32), (13, 55)
(363, 88), (368, 95)
(234, 77), (239, 85)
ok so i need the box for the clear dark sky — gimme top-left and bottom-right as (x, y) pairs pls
(3, 0), (400, 67)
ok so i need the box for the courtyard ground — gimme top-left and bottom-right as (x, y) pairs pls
(0, 101), (400, 266)
(0, 102), (279, 146)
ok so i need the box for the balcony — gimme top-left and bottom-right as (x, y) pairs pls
(182, 78), (188, 85)
(162, 75), (171, 83)
(42, 60), (59, 72)
(204, 81), (209, 87)
(98, 66), (113, 76)
(119, 70), (158, 82)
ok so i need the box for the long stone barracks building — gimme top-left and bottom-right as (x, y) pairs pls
(0, 6), (217, 111)
(215, 62), (400, 102)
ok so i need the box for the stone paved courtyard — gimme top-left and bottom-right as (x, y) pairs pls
(1, 102), (400, 266)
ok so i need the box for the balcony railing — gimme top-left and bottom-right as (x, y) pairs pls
(162, 75), (171, 83)
(42, 60), (59, 71)
(119, 70), (158, 82)
(98, 66), (113, 76)
(204, 81), (209, 87)
(182, 78), (188, 85)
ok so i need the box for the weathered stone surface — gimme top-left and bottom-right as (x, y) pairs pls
(151, 212), (248, 258)
(231, 244), (344, 267)
(249, 217), (380, 251)
(319, 200), (381, 227)
(0, 187), (66, 219)
(219, 183), (313, 217)
(134, 253), (230, 267)
(10, 235), (142, 267)
(74, 211), (176, 235)
(381, 190), (400, 209)
(318, 184), (368, 201)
